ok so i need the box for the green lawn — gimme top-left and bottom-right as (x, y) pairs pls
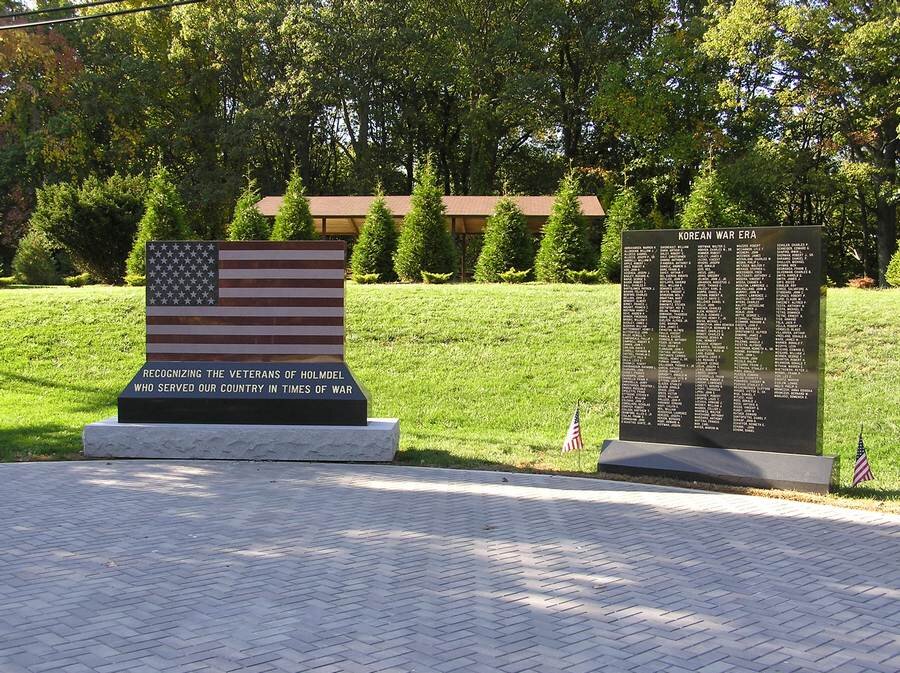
(1, 285), (897, 505)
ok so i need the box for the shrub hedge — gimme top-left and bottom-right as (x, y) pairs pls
(499, 267), (530, 283)
(63, 273), (93, 287)
(353, 272), (381, 284)
(421, 270), (453, 284)
(566, 269), (603, 284)
(12, 229), (59, 285)
(30, 174), (147, 283)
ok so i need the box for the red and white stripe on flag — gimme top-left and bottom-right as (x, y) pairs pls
(145, 241), (345, 363)
(562, 405), (583, 453)
(852, 432), (875, 487)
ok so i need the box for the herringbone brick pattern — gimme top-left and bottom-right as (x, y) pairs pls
(1, 461), (898, 672)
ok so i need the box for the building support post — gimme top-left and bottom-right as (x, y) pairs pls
(461, 232), (467, 282)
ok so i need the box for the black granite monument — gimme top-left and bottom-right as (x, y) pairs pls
(598, 226), (837, 493)
(118, 240), (368, 426)
(83, 240), (398, 461)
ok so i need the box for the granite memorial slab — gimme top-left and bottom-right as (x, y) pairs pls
(599, 226), (837, 492)
(84, 240), (398, 460)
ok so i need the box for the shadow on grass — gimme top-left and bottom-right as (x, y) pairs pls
(397, 446), (518, 470)
(831, 485), (900, 501)
(1, 369), (120, 401)
(0, 423), (84, 461)
(397, 436), (568, 469)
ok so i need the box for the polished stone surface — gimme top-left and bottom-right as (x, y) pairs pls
(619, 226), (824, 455)
(1, 461), (898, 673)
(83, 417), (399, 462)
(118, 362), (369, 426)
(598, 439), (838, 494)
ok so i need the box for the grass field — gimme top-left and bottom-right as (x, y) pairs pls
(1, 284), (897, 507)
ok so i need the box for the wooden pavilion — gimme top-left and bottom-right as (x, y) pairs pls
(255, 194), (605, 280)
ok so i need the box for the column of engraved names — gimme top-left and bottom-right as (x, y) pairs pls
(694, 244), (730, 431)
(775, 242), (813, 399)
(733, 244), (771, 433)
(621, 245), (657, 425)
(656, 245), (690, 427)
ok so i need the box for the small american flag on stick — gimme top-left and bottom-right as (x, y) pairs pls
(562, 403), (583, 453)
(145, 241), (345, 363)
(852, 425), (875, 487)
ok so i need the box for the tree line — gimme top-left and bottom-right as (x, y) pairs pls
(1, 0), (897, 284)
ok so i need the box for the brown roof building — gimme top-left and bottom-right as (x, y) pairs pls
(256, 194), (605, 279)
(255, 194), (605, 236)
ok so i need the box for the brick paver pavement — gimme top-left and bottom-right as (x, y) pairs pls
(1, 461), (898, 673)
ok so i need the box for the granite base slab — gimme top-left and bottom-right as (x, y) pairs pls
(83, 417), (399, 462)
(598, 439), (838, 494)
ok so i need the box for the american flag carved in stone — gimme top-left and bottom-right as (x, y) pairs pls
(145, 240), (345, 363)
(147, 242), (219, 306)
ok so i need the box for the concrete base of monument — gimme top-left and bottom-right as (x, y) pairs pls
(598, 440), (838, 494)
(83, 417), (399, 462)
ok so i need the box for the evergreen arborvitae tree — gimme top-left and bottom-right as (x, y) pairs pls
(393, 158), (456, 282)
(271, 169), (317, 240)
(127, 167), (191, 276)
(228, 179), (271, 241)
(12, 228), (59, 285)
(350, 191), (398, 281)
(474, 197), (534, 282)
(886, 247), (900, 288)
(535, 171), (594, 282)
(599, 187), (645, 282)
(680, 163), (753, 229)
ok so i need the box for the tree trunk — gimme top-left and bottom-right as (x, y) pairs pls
(857, 188), (871, 278)
(874, 117), (898, 287)
(875, 198), (896, 286)
(559, 40), (583, 161)
(405, 141), (414, 194)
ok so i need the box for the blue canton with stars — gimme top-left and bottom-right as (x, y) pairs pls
(146, 241), (219, 306)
